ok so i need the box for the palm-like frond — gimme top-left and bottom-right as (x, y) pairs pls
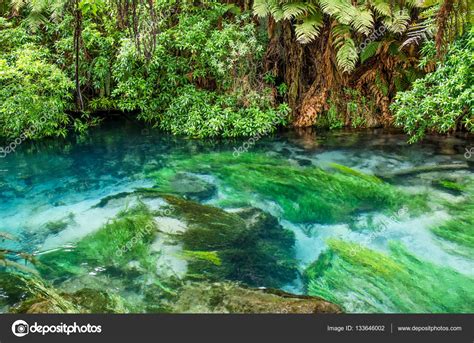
(400, 19), (436, 48)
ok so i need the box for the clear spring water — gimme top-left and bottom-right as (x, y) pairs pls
(1, 120), (473, 313)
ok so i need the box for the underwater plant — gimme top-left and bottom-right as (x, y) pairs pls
(305, 239), (474, 313)
(151, 152), (427, 224)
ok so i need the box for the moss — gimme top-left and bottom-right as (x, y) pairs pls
(305, 240), (474, 313)
(38, 204), (157, 280)
(92, 189), (164, 208)
(164, 195), (249, 251)
(4, 273), (83, 314)
(63, 288), (129, 313)
(151, 152), (426, 224)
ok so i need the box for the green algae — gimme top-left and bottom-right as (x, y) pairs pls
(38, 204), (157, 280)
(151, 152), (426, 224)
(305, 240), (474, 313)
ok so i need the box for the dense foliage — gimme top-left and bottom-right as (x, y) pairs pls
(111, 4), (290, 137)
(392, 28), (474, 142)
(0, 0), (471, 141)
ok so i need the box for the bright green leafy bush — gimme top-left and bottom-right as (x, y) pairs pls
(392, 28), (474, 142)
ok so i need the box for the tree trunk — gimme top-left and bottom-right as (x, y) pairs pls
(74, 0), (84, 111)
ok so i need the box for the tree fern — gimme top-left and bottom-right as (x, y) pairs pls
(253, 0), (271, 17)
(360, 41), (380, 63)
(295, 13), (324, 43)
(332, 24), (358, 72)
(384, 8), (410, 34)
(351, 7), (374, 35)
(370, 0), (392, 17)
(282, 2), (315, 20)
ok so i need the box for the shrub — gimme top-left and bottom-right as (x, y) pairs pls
(392, 28), (474, 142)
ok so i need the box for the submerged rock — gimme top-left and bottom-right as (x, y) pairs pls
(171, 282), (341, 313)
(4, 273), (83, 314)
(63, 288), (128, 313)
(162, 195), (298, 288)
(168, 172), (217, 201)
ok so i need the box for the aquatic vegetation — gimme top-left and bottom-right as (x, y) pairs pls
(0, 231), (37, 274)
(0, 272), (130, 313)
(181, 251), (222, 267)
(431, 182), (474, 255)
(1, 123), (472, 314)
(43, 217), (73, 234)
(38, 204), (157, 280)
(432, 179), (466, 195)
(328, 163), (382, 184)
(0, 272), (82, 313)
(152, 152), (426, 224)
(305, 240), (474, 313)
(164, 195), (297, 288)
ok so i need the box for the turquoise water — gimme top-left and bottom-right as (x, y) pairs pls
(1, 120), (473, 313)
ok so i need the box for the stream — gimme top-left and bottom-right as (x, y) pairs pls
(1, 120), (473, 313)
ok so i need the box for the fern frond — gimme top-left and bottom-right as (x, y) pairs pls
(351, 7), (374, 35)
(400, 19), (436, 48)
(270, 5), (286, 21)
(384, 8), (410, 34)
(295, 13), (324, 43)
(282, 2), (314, 20)
(332, 24), (358, 73)
(370, 0), (392, 17)
(360, 41), (380, 63)
(319, 0), (344, 17)
(253, 0), (271, 17)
